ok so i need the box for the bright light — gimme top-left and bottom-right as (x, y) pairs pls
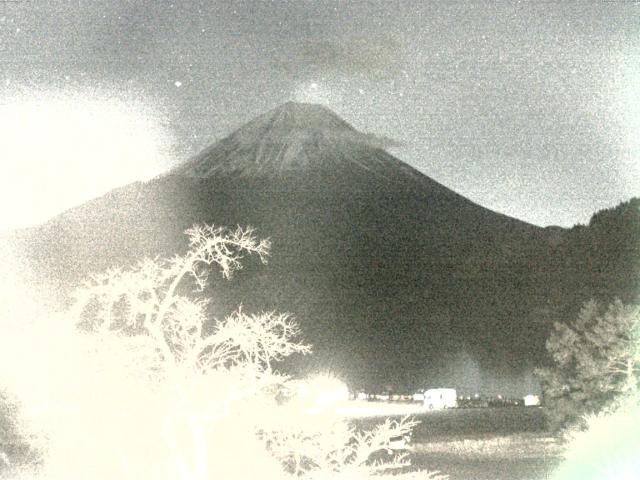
(0, 91), (174, 231)
(312, 378), (349, 408)
(335, 401), (427, 418)
(293, 81), (340, 105)
(293, 374), (349, 412)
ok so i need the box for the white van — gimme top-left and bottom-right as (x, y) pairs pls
(423, 388), (457, 410)
(523, 394), (541, 407)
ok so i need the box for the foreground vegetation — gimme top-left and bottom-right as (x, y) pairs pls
(537, 299), (640, 431)
(0, 225), (443, 480)
(1, 221), (639, 479)
(538, 296), (640, 479)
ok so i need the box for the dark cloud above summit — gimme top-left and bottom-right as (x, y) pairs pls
(272, 36), (405, 78)
(359, 132), (405, 150)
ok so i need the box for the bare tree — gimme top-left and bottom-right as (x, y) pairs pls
(47, 224), (437, 480)
(72, 224), (279, 372)
(262, 415), (421, 478)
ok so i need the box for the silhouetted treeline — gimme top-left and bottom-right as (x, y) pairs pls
(550, 198), (640, 321)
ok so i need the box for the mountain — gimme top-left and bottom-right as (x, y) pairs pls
(8, 102), (639, 394)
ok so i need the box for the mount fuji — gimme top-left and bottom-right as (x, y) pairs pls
(10, 102), (637, 394)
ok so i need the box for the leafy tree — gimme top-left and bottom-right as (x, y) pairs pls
(0, 389), (38, 475)
(3, 224), (441, 480)
(537, 298), (640, 430)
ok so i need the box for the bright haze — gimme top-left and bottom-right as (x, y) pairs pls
(0, 91), (173, 231)
(0, 0), (638, 229)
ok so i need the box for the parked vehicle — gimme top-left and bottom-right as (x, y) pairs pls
(423, 388), (457, 409)
(375, 392), (390, 401)
(355, 391), (367, 401)
(523, 394), (541, 406)
(412, 391), (425, 402)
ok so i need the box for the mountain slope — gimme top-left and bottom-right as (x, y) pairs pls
(11, 102), (635, 394)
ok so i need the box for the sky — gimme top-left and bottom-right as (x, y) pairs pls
(0, 0), (639, 230)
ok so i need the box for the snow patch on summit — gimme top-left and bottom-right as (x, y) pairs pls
(170, 102), (406, 179)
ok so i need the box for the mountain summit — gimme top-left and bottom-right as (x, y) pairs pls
(235, 101), (357, 137)
(171, 102), (414, 179)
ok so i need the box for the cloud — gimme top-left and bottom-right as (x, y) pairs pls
(272, 36), (405, 78)
(359, 132), (405, 149)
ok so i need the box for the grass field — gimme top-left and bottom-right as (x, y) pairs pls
(352, 406), (564, 480)
(2, 404), (564, 479)
(410, 433), (562, 480)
